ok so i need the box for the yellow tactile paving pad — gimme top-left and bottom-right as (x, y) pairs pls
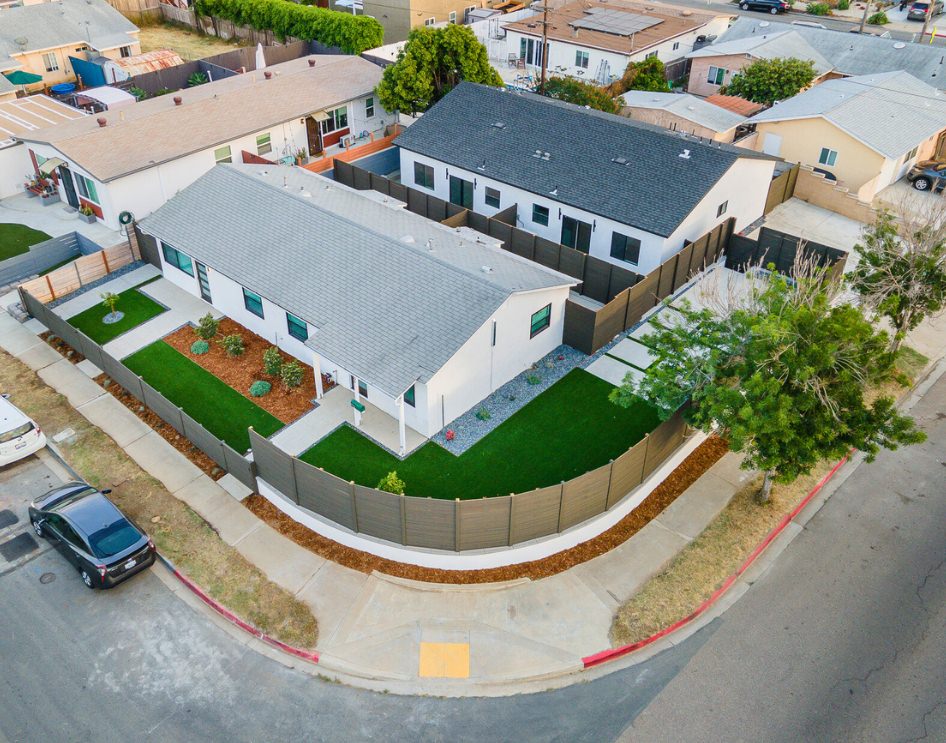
(418, 642), (470, 678)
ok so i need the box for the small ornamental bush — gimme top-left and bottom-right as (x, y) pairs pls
(100, 291), (119, 315)
(249, 380), (271, 398)
(475, 408), (491, 421)
(195, 313), (220, 340)
(867, 10), (888, 23)
(807, 2), (831, 14)
(526, 373), (542, 385)
(837, 0), (849, 9)
(280, 360), (304, 389)
(377, 470), (406, 494)
(218, 333), (245, 357)
(190, 340), (210, 355)
(262, 346), (283, 377)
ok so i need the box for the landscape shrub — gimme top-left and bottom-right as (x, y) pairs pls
(807, 3), (831, 15)
(195, 313), (220, 340)
(837, 0), (850, 9)
(194, 0), (384, 54)
(190, 340), (210, 355)
(867, 10), (889, 23)
(475, 408), (491, 421)
(526, 373), (542, 385)
(262, 346), (282, 377)
(249, 380), (271, 398)
(280, 360), (304, 389)
(377, 471), (406, 494)
(218, 333), (245, 357)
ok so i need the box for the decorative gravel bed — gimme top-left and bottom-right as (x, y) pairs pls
(47, 260), (148, 309)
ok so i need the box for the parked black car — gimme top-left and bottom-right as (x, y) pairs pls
(28, 482), (155, 589)
(739, 0), (791, 14)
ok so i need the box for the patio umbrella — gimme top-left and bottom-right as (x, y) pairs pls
(3, 70), (43, 88)
(255, 43), (266, 71)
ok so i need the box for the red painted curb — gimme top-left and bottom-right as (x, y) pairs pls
(159, 555), (319, 664)
(582, 453), (851, 668)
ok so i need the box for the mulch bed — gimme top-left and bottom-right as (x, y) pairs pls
(164, 318), (333, 424)
(93, 374), (224, 481)
(40, 331), (84, 365)
(244, 435), (729, 584)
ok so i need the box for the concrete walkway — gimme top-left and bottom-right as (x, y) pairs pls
(0, 309), (752, 692)
(0, 192), (119, 245)
(52, 264), (160, 319)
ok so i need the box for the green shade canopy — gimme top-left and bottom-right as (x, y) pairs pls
(3, 70), (44, 85)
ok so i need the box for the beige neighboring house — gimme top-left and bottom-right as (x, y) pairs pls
(749, 71), (946, 201)
(619, 90), (745, 142)
(345, 0), (490, 42)
(0, 0), (140, 93)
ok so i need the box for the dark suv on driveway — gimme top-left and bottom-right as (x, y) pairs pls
(907, 160), (946, 191)
(739, 0), (791, 13)
(29, 482), (155, 589)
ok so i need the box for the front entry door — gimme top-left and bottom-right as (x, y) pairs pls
(58, 165), (79, 208)
(195, 262), (212, 302)
(305, 116), (323, 156)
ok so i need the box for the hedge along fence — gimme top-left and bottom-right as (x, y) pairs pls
(249, 409), (690, 552)
(193, 0), (384, 54)
(19, 290), (258, 491)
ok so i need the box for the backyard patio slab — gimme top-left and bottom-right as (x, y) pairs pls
(585, 354), (642, 388)
(607, 338), (655, 370)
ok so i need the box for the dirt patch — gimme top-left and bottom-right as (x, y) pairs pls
(40, 331), (84, 364)
(244, 435), (729, 584)
(95, 374), (223, 481)
(137, 23), (245, 61)
(0, 348), (317, 649)
(164, 318), (333, 424)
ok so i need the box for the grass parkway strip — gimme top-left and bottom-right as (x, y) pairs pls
(302, 368), (661, 500)
(67, 279), (167, 344)
(123, 340), (283, 452)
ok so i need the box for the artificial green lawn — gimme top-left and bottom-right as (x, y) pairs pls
(0, 223), (51, 261)
(68, 280), (167, 344)
(301, 369), (661, 500)
(124, 341), (283, 452)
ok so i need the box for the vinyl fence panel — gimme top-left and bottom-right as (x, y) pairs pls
(354, 486), (403, 543)
(607, 437), (648, 509)
(223, 444), (257, 490)
(509, 484), (562, 545)
(141, 381), (185, 435)
(457, 496), (511, 550)
(182, 413), (227, 468)
(101, 353), (143, 400)
(559, 464), (611, 531)
(249, 429), (298, 503)
(292, 459), (357, 531)
(404, 497), (456, 550)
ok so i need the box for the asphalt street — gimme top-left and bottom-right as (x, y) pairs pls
(0, 368), (943, 742)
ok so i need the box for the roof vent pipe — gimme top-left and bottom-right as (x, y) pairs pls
(264, 70), (273, 79)
(173, 96), (182, 106)
(96, 117), (106, 127)
(308, 58), (316, 67)
(679, 149), (691, 159)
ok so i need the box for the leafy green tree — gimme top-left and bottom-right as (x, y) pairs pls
(722, 57), (816, 105)
(541, 76), (619, 114)
(100, 292), (119, 317)
(609, 56), (667, 95)
(610, 263), (924, 502)
(849, 209), (946, 353)
(376, 25), (503, 114)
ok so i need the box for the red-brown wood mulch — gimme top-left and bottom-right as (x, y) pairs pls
(164, 317), (334, 424)
(40, 331), (84, 365)
(244, 436), (729, 584)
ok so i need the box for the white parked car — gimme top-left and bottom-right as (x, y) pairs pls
(0, 394), (46, 466)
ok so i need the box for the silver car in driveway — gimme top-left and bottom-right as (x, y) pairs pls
(0, 394), (46, 467)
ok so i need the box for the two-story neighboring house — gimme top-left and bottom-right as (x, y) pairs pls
(17, 55), (393, 230)
(0, 0), (140, 93)
(396, 83), (777, 273)
(502, 0), (731, 86)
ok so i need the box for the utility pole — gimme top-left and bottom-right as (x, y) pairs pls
(858, 0), (870, 34)
(538, 2), (550, 93)
(921, 3), (934, 43)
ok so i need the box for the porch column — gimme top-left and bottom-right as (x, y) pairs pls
(312, 352), (324, 399)
(397, 394), (406, 456)
(352, 376), (362, 428)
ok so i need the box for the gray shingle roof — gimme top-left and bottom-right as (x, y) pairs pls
(395, 83), (771, 238)
(0, 0), (138, 70)
(619, 91), (745, 133)
(140, 165), (574, 397)
(751, 71), (946, 158)
(689, 17), (946, 89)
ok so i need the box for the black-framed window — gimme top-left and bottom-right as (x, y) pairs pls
(404, 384), (415, 407)
(286, 312), (308, 341)
(561, 216), (591, 253)
(449, 175), (473, 208)
(485, 187), (501, 208)
(162, 242), (193, 276)
(414, 162), (435, 190)
(243, 288), (264, 318)
(321, 106), (348, 134)
(575, 50), (589, 69)
(358, 379), (368, 397)
(717, 200), (728, 217)
(530, 304), (551, 338)
(610, 232), (641, 265)
(532, 204), (550, 226)
(365, 96), (375, 118)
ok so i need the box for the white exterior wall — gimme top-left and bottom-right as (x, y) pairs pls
(0, 145), (29, 199)
(28, 95), (390, 231)
(153, 237), (570, 438)
(400, 148), (761, 273)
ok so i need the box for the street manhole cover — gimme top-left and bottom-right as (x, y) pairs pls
(0, 510), (17, 529)
(39, 572), (56, 584)
(0, 532), (38, 562)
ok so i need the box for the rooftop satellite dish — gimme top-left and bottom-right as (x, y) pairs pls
(894, 42), (906, 49)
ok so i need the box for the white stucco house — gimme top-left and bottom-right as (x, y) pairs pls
(502, 0), (730, 86)
(396, 83), (778, 274)
(16, 55), (394, 230)
(139, 164), (576, 450)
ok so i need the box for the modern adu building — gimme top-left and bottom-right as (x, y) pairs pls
(396, 83), (777, 273)
(140, 164), (576, 450)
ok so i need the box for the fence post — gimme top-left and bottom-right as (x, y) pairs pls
(102, 249), (110, 274)
(507, 492), (514, 546)
(399, 494), (407, 545)
(348, 481), (360, 532)
(454, 498), (461, 552)
(555, 481), (565, 533)
(604, 460), (615, 510)
(45, 275), (56, 301)
(74, 262), (82, 288)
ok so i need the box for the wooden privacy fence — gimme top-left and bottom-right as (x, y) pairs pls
(19, 291), (258, 491)
(0, 232), (88, 287)
(726, 226), (848, 282)
(249, 409), (689, 551)
(18, 241), (139, 304)
(765, 163), (800, 215)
